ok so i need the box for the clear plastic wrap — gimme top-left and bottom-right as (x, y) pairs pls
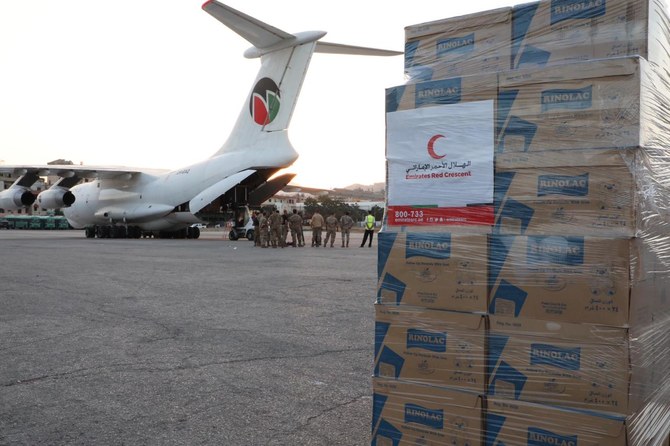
(404, 0), (670, 83)
(372, 377), (484, 444)
(374, 0), (670, 444)
(404, 8), (513, 82)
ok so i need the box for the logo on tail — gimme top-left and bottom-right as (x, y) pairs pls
(250, 78), (281, 125)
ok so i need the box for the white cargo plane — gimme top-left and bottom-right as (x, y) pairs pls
(0, 1), (399, 239)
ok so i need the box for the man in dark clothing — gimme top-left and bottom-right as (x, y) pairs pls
(360, 210), (375, 248)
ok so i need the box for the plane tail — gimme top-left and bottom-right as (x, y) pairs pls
(202, 1), (400, 162)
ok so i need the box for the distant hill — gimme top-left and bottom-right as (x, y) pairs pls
(342, 182), (385, 193)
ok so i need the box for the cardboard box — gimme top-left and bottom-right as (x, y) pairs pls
(513, 0), (670, 73)
(488, 235), (633, 326)
(404, 8), (511, 82)
(489, 233), (670, 328)
(385, 74), (497, 231)
(628, 0), (670, 75)
(377, 232), (488, 313)
(494, 149), (637, 236)
(486, 397), (629, 445)
(487, 316), (638, 415)
(511, 0), (631, 70)
(374, 304), (487, 393)
(497, 57), (662, 152)
(372, 377), (483, 445)
(386, 73), (496, 113)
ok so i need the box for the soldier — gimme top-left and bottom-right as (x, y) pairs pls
(323, 212), (339, 248)
(339, 211), (354, 247)
(281, 209), (289, 247)
(252, 211), (260, 246)
(288, 209), (303, 247)
(297, 211), (306, 247)
(268, 209), (282, 248)
(310, 209), (324, 247)
(259, 211), (269, 248)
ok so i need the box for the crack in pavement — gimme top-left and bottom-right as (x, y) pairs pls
(1, 347), (370, 388)
(2, 361), (168, 388)
(0, 327), (97, 352)
(265, 394), (370, 445)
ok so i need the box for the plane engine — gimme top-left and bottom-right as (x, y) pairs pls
(0, 186), (36, 210)
(37, 187), (76, 209)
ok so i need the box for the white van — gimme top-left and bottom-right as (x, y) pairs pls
(228, 206), (254, 241)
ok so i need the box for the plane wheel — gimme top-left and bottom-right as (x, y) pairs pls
(192, 227), (200, 239)
(114, 226), (127, 238)
(229, 230), (238, 240)
(246, 230), (254, 241)
(85, 227), (96, 238)
(134, 227), (142, 238)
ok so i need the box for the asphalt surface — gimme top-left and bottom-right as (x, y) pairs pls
(0, 229), (378, 445)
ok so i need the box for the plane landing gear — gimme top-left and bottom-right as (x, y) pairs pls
(84, 225), (200, 239)
(155, 227), (200, 239)
(85, 225), (143, 239)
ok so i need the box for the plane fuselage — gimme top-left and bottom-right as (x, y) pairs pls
(63, 149), (297, 231)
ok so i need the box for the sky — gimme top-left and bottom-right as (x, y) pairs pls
(0, 0), (518, 190)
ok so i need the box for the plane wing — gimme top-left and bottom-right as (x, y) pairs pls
(0, 165), (170, 212)
(0, 164), (168, 210)
(0, 165), (168, 181)
(315, 42), (402, 56)
(202, 0), (292, 49)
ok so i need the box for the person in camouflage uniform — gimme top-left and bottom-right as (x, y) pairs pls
(252, 211), (261, 247)
(268, 209), (283, 248)
(259, 211), (269, 248)
(339, 211), (354, 247)
(323, 212), (339, 248)
(281, 210), (289, 247)
(288, 209), (304, 247)
(310, 209), (324, 247)
(297, 211), (306, 247)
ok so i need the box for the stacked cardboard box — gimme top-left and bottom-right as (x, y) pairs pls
(375, 305), (487, 393)
(405, 8), (513, 82)
(373, 232), (491, 443)
(373, 378), (484, 444)
(497, 57), (661, 153)
(404, 0), (670, 83)
(510, 0), (670, 72)
(375, 0), (670, 444)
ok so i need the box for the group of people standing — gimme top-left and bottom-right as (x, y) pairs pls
(251, 209), (304, 248)
(250, 209), (376, 248)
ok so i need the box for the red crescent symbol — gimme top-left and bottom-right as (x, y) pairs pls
(427, 134), (446, 159)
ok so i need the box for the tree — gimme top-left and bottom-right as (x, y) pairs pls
(47, 159), (74, 165)
(349, 203), (364, 222)
(370, 205), (384, 222)
(303, 195), (366, 221)
(303, 197), (320, 217)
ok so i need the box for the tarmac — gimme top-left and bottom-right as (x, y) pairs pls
(0, 228), (378, 445)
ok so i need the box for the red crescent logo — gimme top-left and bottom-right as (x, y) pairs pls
(427, 134), (446, 159)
